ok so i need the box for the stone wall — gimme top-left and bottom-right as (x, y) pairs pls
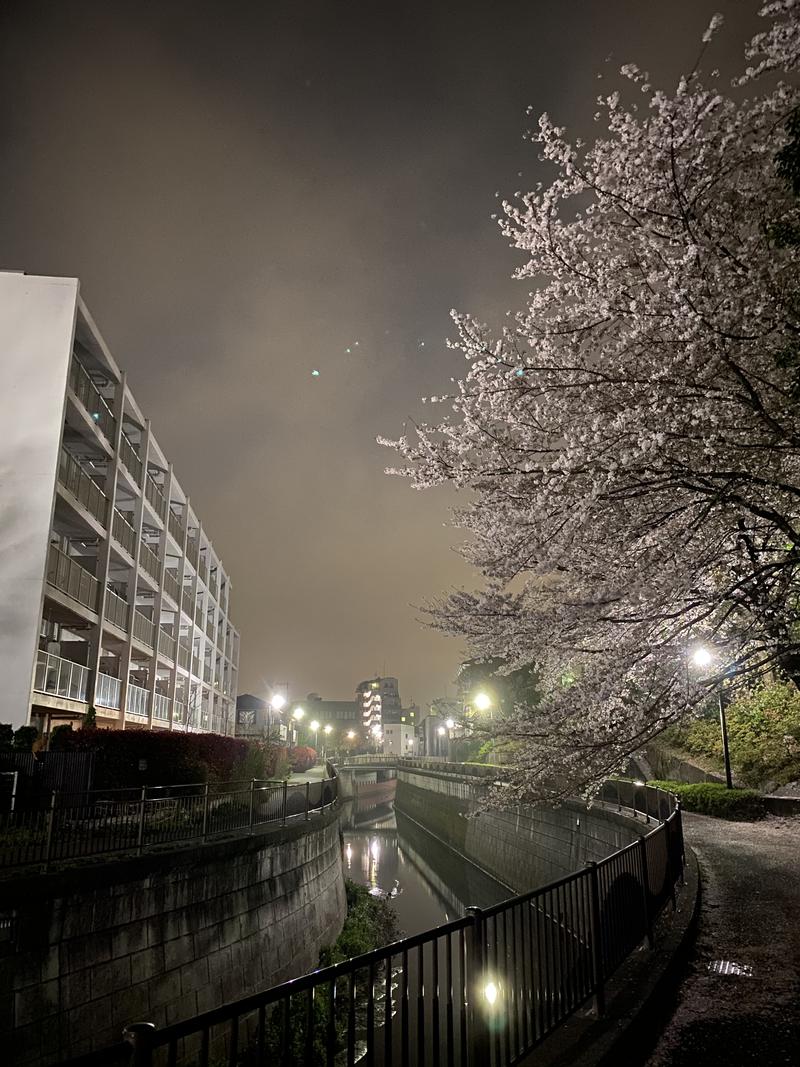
(396, 768), (642, 892)
(0, 810), (346, 1066)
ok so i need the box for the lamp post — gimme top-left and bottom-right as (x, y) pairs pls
(268, 691), (286, 742)
(309, 719), (320, 754)
(292, 706), (305, 747)
(691, 646), (733, 789)
(323, 723), (332, 759)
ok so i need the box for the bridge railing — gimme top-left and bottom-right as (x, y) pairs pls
(0, 774), (339, 871)
(59, 782), (684, 1067)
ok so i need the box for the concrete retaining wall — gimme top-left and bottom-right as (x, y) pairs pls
(0, 811), (346, 1066)
(396, 769), (642, 892)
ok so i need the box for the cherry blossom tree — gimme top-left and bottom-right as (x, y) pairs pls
(382, 2), (800, 800)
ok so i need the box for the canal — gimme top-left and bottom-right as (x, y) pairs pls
(340, 797), (512, 935)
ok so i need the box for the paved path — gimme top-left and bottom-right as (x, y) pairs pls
(644, 813), (800, 1066)
(287, 764), (327, 784)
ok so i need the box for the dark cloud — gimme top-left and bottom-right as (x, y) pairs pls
(0, 0), (762, 704)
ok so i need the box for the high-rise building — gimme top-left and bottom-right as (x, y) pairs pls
(354, 676), (400, 738)
(0, 272), (239, 735)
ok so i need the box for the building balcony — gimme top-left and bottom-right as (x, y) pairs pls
(173, 700), (186, 725)
(119, 432), (143, 484)
(95, 672), (121, 710)
(132, 608), (155, 649)
(69, 358), (116, 443)
(168, 508), (184, 545)
(153, 692), (170, 722)
(139, 540), (161, 585)
(104, 587), (129, 631)
(126, 682), (149, 718)
(57, 449), (108, 527)
(33, 650), (89, 703)
(163, 567), (180, 605)
(145, 474), (167, 523)
(112, 508), (137, 558)
(177, 641), (191, 671)
(46, 544), (99, 613)
(158, 627), (176, 662)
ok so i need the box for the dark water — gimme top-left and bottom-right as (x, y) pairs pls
(340, 799), (511, 935)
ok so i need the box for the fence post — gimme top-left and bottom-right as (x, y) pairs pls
(638, 836), (655, 948)
(305, 781), (311, 821)
(586, 862), (606, 1017)
(201, 782), (210, 840)
(464, 906), (489, 1065)
(282, 780), (288, 826)
(248, 778), (256, 833)
(136, 786), (147, 855)
(43, 791), (57, 871)
(123, 1021), (157, 1067)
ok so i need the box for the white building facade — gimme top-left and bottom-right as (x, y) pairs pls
(0, 272), (239, 735)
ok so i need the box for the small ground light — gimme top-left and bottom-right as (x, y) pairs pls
(484, 981), (499, 1006)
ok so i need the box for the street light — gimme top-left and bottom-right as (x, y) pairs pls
(690, 645), (733, 789)
(266, 691), (287, 741)
(291, 706), (304, 747)
(445, 718), (455, 730)
(323, 723), (332, 758)
(309, 719), (320, 751)
(473, 691), (492, 713)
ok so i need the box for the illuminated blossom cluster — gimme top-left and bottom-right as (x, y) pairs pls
(382, 2), (800, 799)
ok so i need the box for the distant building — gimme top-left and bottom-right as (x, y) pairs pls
(354, 676), (401, 739)
(0, 272), (239, 735)
(383, 721), (417, 756)
(235, 694), (289, 741)
(305, 693), (362, 746)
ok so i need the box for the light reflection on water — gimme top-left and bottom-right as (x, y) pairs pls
(341, 800), (510, 937)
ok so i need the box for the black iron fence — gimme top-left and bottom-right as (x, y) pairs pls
(0, 775), (338, 871)
(58, 782), (684, 1067)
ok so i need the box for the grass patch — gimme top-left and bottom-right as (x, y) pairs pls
(648, 779), (766, 821)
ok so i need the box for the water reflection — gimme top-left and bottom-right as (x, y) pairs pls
(341, 800), (510, 936)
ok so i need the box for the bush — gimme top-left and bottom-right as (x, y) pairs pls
(648, 779), (766, 820)
(51, 728), (287, 790)
(290, 746), (318, 773)
(674, 681), (800, 788)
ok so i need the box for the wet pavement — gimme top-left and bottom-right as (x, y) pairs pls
(644, 813), (800, 1066)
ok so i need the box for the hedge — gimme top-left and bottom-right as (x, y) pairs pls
(290, 746), (318, 773)
(648, 779), (766, 821)
(51, 727), (288, 790)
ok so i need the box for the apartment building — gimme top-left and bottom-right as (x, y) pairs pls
(0, 272), (239, 735)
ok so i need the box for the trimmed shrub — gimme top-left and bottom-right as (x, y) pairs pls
(51, 728), (287, 790)
(290, 746), (318, 773)
(648, 779), (766, 821)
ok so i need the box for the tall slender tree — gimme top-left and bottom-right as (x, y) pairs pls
(383, 2), (800, 799)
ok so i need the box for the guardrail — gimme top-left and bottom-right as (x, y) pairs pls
(0, 775), (339, 872)
(56, 777), (683, 1067)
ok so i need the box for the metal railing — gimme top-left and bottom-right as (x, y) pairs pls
(58, 449), (108, 526)
(177, 641), (191, 671)
(145, 474), (167, 522)
(104, 587), (129, 631)
(0, 775), (339, 872)
(181, 586), (193, 616)
(95, 672), (121, 710)
(153, 692), (170, 721)
(139, 540), (161, 584)
(46, 544), (99, 612)
(126, 682), (150, 717)
(60, 780), (683, 1067)
(69, 358), (116, 442)
(163, 567), (180, 604)
(112, 508), (137, 558)
(132, 609), (154, 649)
(158, 627), (176, 662)
(168, 508), (184, 545)
(118, 433), (143, 483)
(33, 650), (89, 703)
(173, 700), (186, 724)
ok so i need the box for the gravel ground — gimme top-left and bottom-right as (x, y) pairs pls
(644, 813), (800, 1066)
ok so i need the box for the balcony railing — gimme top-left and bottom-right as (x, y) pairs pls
(163, 568), (180, 605)
(112, 508), (137, 558)
(95, 672), (121, 710)
(194, 605), (204, 628)
(46, 544), (99, 613)
(198, 557), (209, 585)
(132, 608), (155, 649)
(181, 587), (193, 616)
(126, 683), (149, 717)
(139, 541), (161, 584)
(173, 701), (186, 724)
(203, 662), (213, 685)
(205, 617), (215, 640)
(152, 692), (170, 721)
(104, 588), (129, 631)
(145, 474), (167, 522)
(177, 643), (191, 671)
(119, 432), (143, 484)
(69, 358), (116, 442)
(158, 627), (176, 662)
(33, 650), (89, 703)
(168, 508), (184, 545)
(186, 537), (200, 568)
(57, 449), (108, 526)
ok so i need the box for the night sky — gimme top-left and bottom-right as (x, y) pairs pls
(0, 1), (761, 708)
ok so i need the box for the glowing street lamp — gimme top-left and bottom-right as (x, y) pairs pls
(292, 706), (305, 721)
(437, 726), (446, 736)
(271, 692), (286, 712)
(445, 718), (455, 730)
(473, 691), (492, 713)
(689, 645), (733, 789)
